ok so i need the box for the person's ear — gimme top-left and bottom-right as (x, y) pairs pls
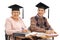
(37, 8), (39, 11)
(11, 11), (13, 15)
(19, 11), (20, 15)
(44, 10), (45, 13)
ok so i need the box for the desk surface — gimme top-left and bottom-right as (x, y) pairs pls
(16, 35), (34, 40)
(16, 35), (54, 39)
(14, 32), (58, 39)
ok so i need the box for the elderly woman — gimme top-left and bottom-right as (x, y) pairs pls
(5, 4), (27, 40)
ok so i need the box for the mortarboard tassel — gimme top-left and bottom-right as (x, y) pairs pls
(22, 8), (24, 19)
(48, 8), (49, 19)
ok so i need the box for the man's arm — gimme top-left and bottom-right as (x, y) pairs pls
(45, 18), (53, 30)
(30, 17), (45, 32)
(45, 18), (57, 34)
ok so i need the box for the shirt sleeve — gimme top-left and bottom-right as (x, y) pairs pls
(20, 18), (27, 30)
(5, 19), (18, 35)
(45, 18), (53, 30)
(30, 17), (45, 32)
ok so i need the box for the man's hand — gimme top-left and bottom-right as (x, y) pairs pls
(39, 28), (46, 32)
(36, 28), (46, 32)
(46, 30), (57, 34)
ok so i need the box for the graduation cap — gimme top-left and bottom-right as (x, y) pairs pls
(8, 4), (24, 19)
(36, 2), (49, 18)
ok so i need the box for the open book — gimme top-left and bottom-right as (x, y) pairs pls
(13, 32), (58, 37)
(25, 32), (46, 37)
(25, 32), (58, 37)
(45, 34), (58, 37)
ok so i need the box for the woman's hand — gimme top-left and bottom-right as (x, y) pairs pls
(22, 29), (28, 32)
(16, 30), (21, 33)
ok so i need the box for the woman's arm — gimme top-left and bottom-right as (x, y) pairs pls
(5, 19), (18, 35)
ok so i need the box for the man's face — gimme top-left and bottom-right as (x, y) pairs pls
(38, 8), (45, 17)
(12, 10), (20, 18)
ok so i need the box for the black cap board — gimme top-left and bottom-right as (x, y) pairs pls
(8, 4), (24, 19)
(36, 2), (49, 18)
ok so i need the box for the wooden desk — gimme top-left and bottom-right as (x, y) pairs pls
(14, 35), (33, 40)
(13, 33), (58, 40)
(15, 35), (55, 40)
(40, 35), (58, 40)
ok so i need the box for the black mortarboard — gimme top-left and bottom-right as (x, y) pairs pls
(8, 4), (24, 19)
(36, 2), (49, 18)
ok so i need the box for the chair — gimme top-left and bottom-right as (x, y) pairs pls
(5, 34), (10, 40)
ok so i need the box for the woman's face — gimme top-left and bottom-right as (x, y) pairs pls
(38, 8), (45, 17)
(12, 10), (20, 19)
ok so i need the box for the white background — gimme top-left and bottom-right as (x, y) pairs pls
(0, 0), (60, 40)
